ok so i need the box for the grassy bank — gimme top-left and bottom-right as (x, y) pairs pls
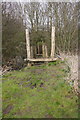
(2, 60), (78, 118)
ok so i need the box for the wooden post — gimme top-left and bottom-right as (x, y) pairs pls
(26, 29), (31, 60)
(42, 43), (48, 58)
(31, 46), (33, 59)
(45, 45), (48, 58)
(27, 62), (31, 67)
(38, 43), (39, 54)
(51, 26), (55, 59)
(42, 43), (45, 58)
(34, 46), (36, 58)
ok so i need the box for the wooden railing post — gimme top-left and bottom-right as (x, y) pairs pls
(51, 26), (55, 59)
(42, 43), (45, 58)
(42, 43), (48, 58)
(31, 46), (33, 59)
(45, 45), (48, 58)
(26, 29), (31, 60)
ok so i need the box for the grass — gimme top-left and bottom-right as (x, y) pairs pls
(0, 76), (2, 119)
(2, 60), (78, 118)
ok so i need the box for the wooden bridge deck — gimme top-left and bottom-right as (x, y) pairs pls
(27, 58), (57, 62)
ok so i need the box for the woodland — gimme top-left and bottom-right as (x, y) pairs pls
(1, 2), (79, 118)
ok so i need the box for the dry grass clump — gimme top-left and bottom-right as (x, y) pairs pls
(60, 53), (79, 94)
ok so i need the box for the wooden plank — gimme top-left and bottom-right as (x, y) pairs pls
(27, 58), (57, 62)
(36, 54), (43, 55)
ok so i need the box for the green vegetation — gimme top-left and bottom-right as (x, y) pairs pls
(2, 61), (78, 118)
(2, 16), (26, 64)
(0, 77), (2, 119)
